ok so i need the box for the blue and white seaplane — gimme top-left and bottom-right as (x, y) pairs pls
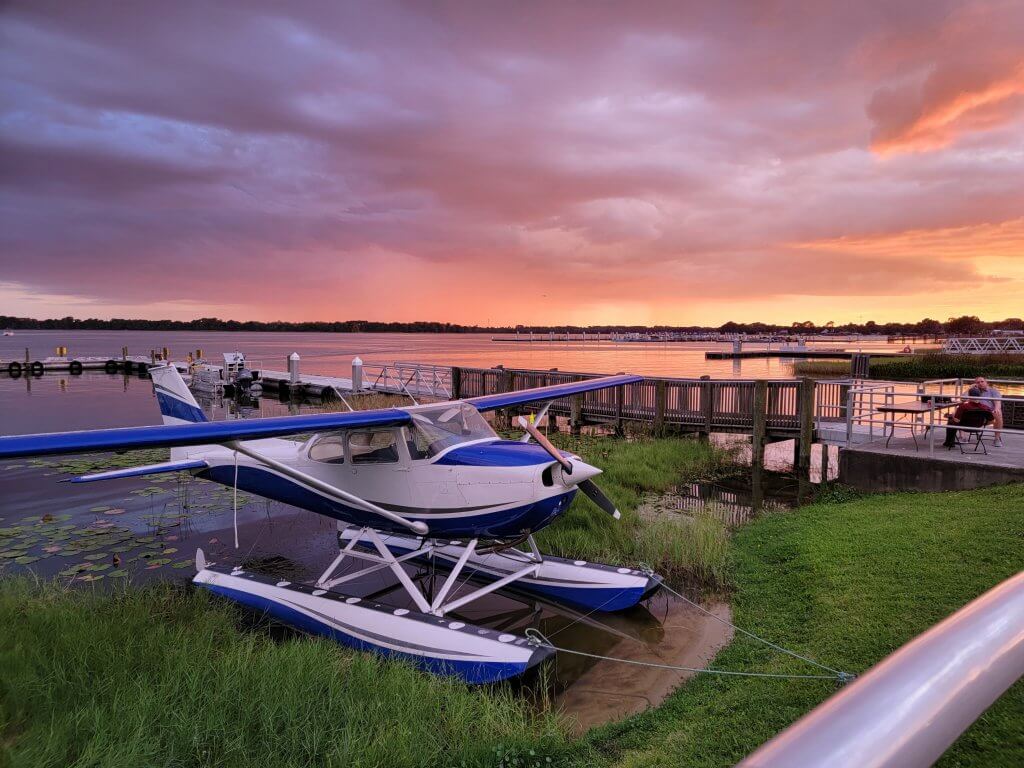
(0, 366), (659, 683)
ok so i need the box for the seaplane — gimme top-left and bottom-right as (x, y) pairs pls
(0, 365), (660, 683)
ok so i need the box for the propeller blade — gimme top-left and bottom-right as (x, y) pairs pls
(517, 416), (572, 472)
(578, 478), (621, 520)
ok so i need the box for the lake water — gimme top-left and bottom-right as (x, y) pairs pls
(1, 329), (915, 378)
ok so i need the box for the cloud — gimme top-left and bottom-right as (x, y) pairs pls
(865, 1), (1024, 153)
(0, 1), (1023, 323)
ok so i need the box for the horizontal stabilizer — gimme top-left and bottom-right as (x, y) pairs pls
(70, 458), (209, 483)
(0, 409), (412, 459)
(466, 373), (643, 412)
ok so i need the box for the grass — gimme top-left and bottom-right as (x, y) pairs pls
(794, 352), (1024, 380)
(4, 434), (1022, 767)
(569, 482), (1024, 768)
(536, 434), (735, 587)
(0, 580), (568, 768)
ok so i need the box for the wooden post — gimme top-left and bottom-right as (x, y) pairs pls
(751, 380), (767, 512)
(819, 442), (830, 485)
(614, 385), (624, 436)
(654, 380), (667, 437)
(702, 380), (714, 435)
(570, 394), (583, 436)
(497, 368), (512, 430)
(797, 377), (814, 480)
(450, 366), (462, 400)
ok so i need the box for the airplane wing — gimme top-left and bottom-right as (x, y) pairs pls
(465, 373), (643, 412)
(0, 410), (412, 459)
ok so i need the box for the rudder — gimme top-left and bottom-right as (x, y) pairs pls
(150, 364), (207, 425)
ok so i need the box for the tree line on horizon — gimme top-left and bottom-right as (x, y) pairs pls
(1, 314), (1020, 336)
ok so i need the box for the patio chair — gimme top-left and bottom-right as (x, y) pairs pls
(953, 409), (992, 455)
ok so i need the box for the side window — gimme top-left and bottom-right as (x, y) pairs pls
(308, 434), (345, 464)
(405, 426), (430, 460)
(348, 429), (400, 464)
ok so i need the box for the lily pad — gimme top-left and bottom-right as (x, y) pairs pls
(83, 553), (107, 561)
(103, 508), (127, 516)
(146, 558), (172, 566)
(14, 555), (40, 565)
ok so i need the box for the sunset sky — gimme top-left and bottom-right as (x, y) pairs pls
(1, 1), (1023, 326)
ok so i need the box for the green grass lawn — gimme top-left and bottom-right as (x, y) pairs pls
(0, 580), (568, 768)
(3, 435), (1022, 768)
(569, 483), (1024, 768)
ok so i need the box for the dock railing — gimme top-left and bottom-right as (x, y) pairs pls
(740, 569), (1024, 768)
(364, 362), (452, 399)
(452, 366), (816, 434)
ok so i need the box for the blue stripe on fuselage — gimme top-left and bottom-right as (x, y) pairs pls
(155, 391), (207, 423)
(198, 464), (576, 537)
(434, 440), (567, 467)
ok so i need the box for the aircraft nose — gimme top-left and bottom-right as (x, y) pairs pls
(561, 460), (601, 486)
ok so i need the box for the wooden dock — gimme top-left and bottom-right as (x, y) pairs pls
(706, 350), (854, 360)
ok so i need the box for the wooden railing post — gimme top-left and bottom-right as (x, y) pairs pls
(751, 380), (767, 511)
(797, 378), (815, 494)
(702, 380), (714, 434)
(570, 395), (583, 435)
(450, 366), (461, 400)
(614, 385), (624, 435)
(654, 380), (667, 437)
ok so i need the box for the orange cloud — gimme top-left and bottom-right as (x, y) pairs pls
(870, 64), (1024, 154)
(792, 217), (1024, 262)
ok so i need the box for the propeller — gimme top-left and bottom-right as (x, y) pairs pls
(577, 479), (620, 519)
(516, 416), (621, 519)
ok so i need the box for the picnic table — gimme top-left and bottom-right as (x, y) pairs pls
(877, 400), (957, 450)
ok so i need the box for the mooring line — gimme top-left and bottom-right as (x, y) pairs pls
(525, 629), (845, 681)
(639, 568), (851, 679)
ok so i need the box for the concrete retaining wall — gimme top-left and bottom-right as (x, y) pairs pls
(839, 449), (1024, 492)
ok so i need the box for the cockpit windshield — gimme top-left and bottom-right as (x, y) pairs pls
(407, 403), (497, 458)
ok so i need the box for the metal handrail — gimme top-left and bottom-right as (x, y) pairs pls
(843, 385), (1023, 452)
(740, 570), (1024, 768)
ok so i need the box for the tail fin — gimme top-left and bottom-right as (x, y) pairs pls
(150, 364), (207, 425)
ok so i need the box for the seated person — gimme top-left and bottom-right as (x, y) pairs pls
(967, 376), (1003, 446)
(943, 397), (995, 448)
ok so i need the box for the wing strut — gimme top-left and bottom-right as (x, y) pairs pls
(225, 441), (429, 536)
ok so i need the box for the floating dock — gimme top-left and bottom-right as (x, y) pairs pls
(0, 355), (188, 376)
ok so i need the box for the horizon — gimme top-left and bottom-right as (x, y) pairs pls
(2, 2), (1023, 324)
(2, 312), (1018, 331)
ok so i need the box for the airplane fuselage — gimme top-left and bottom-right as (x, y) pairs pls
(184, 432), (589, 538)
